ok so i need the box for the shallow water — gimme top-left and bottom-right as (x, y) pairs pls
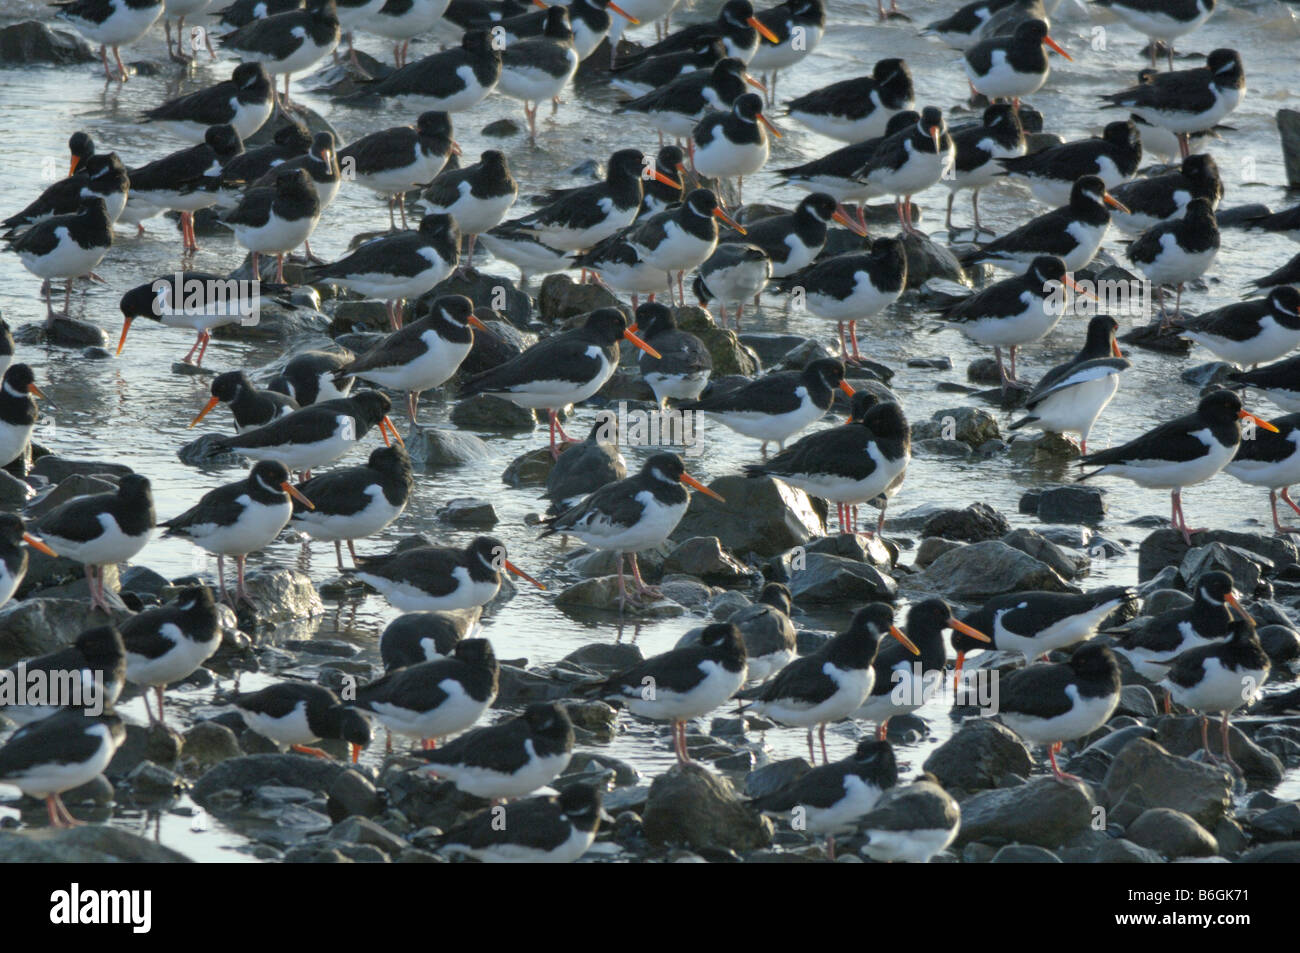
(1, 0), (1299, 859)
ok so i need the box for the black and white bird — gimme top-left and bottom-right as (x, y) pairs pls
(267, 350), (355, 406)
(745, 393), (910, 536)
(721, 192), (864, 282)
(53, 0), (164, 81)
(162, 462), (313, 604)
(747, 0), (824, 101)
(615, 187), (744, 304)
(0, 318), (11, 378)
(1229, 354), (1300, 414)
(638, 144), (688, 216)
(415, 702), (574, 800)
(676, 581), (797, 682)
(354, 29), (502, 114)
(543, 414), (628, 516)
(998, 643), (1122, 782)
(616, 57), (761, 142)
(380, 610), (477, 670)
(1245, 203), (1300, 245)
(66, 131), (96, 176)
(738, 603), (919, 764)
(247, 132), (339, 262)
(542, 453), (721, 604)
(476, 223), (580, 286)
(491, 0), (639, 61)
(231, 681), (372, 761)
(215, 0), (304, 29)
(353, 536), (544, 612)
(571, 232), (671, 304)
(1108, 152), (1222, 234)
(0, 710), (125, 828)
(1161, 616), (1269, 774)
(588, 623), (748, 762)
(0, 364), (45, 469)
(1112, 570), (1245, 680)
(1080, 389), (1277, 544)
(435, 784), (609, 862)
(749, 738), (897, 859)
(963, 18), (1072, 107)
(349, 638), (499, 748)
(682, 358), (854, 455)
(783, 58), (914, 144)
(369, 0), (449, 67)
(2, 152), (129, 238)
(215, 121), (313, 210)
(619, 0), (779, 67)
(608, 36), (725, 100)
(692, 242), (772, 327)
(998, 120), (1142, 207)
(921, 0), (1040, 49)
(219, 0), (340, 106)
(36, 473), (155, 613)
(338, 112), (456, 230)
(1009, 314), (1130, 452)
(290, 445), (413, 570)
(856, 105), (955, 237)
(1224, 411), (1300, 535)
(5, 197), (113, 318)
(941, 103), (1025, 233)
(691, 92), (780, 203)
(1178, 286), (1300, 368)
(306, 213), (460, 331)
(0, 624), (124, 726)
(459, 308), (660, 456)
(143, 63), (274, 143)
(633, 301), (712, 404)
(859, 773), (960, 863)
(1091, 0), (1216, 69)
(960, 175), (1127, 273)
(117, 271), (274, 367)
(120, 586), (222, 724)
(163, 0), (217, 61)
(0, 514), (56, 611)
(189, 370), (300, 432)
(1099, 48), (1244, 158)
(497, 5), (580, 143)
(1126, 196), (1220, 327)
(418, 151), (518, 271)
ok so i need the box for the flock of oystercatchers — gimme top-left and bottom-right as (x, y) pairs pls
(0, 0), (1296, 863)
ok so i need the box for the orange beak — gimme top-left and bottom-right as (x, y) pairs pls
(1103, 192), (1130, 213)
(744, 73), (768, 94)
(380, 415), (406, 446)
(949, 617), (991, 643)
(1240, 409), (1279, 433)
(69, 156), (81, 176)
(623, 328), (662, 359)
(116, 316), (133, 355)
(650, 167), (683, 189)
(190, 395), (221, 428)
(27, 382), (46, 400)
(680, 472), (725, 501)
(23, 532), (57, 557)
(350, 744), (361, 764)
(832, 208), (868, 237)
(468, 314), (489, 331)
(282, 482), (314, 509)
(758, 112), (783, 139)
(505, 559), (546, 589)
(608, 1), (639, 22)
(1063, 275), (1097, 301)
(839, 379), (855, 397)
(929, 125), (942, 153)
(890, 624), (921, 655)
(1043, 35), (1072, 60)
(1224, 590), (1254, 623)
(953, 650), (966, 694)
(713, 206), (746, 234)
(1111, 337), (1123, 358)
(749, 15), (780, 43)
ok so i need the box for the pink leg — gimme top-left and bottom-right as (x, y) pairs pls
(1049, 741), (1082, 782)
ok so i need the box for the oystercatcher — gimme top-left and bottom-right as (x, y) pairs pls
(615, 57), (760, 142)
(1161, 615), (1269, 773)
(857, 105), (954, 237)
(216, 0), (304, 28)
(353, 536), (543, 612)
(682, 357), (854, 455)
(162, 462), (313, 603)
(2, 152), (129, 238)
(750, 738), (897, 859)
(1244, 203), (1300, 245)
(494, 0), (639, 61)
(998, 120), (1142, 207)
(247, 132), (339, 262)
(121, 585), (221, 724)
(53, 0), (164, 81)
(122, 124), (243, 252)
(369, 0), (448, 67)
(36, 474), (154, 613)
(290, 445), (412, 569)
(305, 212), (460, 330)
(67, 131), (95, 176)
(1099, 48), (1244, 158)
(855, 599), (990, 738)
(350, 638), (499, 748)
(334, 0), (386, 69)
(542, 452), (722, 605)
(190, 370), (300, 432)
(608, 36), (725, 100)
(859, 773), (960, 862)
(215, 121), (312, 209)
(1179, 285), (1300, 368)
(221, 166), (320, 283)
(1091, 0), (1216, 69)
(232, 681), (372, 761)
(415, 701), (574, 799)
(934, 254), (1075, 386)
(692, 92), (780, 203)
(619, 0), (779, 66)
(338, 112), (456, 231)
(639, 144), (688, 216)
(1113, 570), (1246, 679)
(497, 5), (580, 143)
(783, 58), (914, 144)
(1079, 389), (1277, 544)
(353, 29), (502, 114)
(1126, 196), (1220, 327)
(964, 18), (1071, 107)
(543, 414), (628, 515)
(0, 624), (125, 725)
(1108, 152), (1222, 234)
(959, 175), (1127, 273)
(267, 349), (355, 405)
(620, 187), (743, 304)
(738, 603), (919, 764)
(219, 0), (340, 107)
(572, 233), (672, 304)
(0, 364), (43, 469)
(0, 515), (56, 611)
(942, 103), (1025, 233)
(1224, 411), (1300, 534)
(5, 198), (112, 319)
(479, 223), (574, 285)
(0, 710), (125, 828)
(747, 0), (823, 101)
(117, 271), (270, 367)
(746, 392), (910, 536)
(380, 610), (477, 669)
(721, 192), (864, 280)
(588, 622), (747, 761)
(999, 643), (1122, 781)
(1228, 354), (1300, 414)
(693, 242), (772, 327)
(143, 63), (274, 143)
(633, 301), (712, 403)
(435, 784), (608, 862)
(419, 151), (518, 271)
(776, 239), (907, 364)
(459, 308), (660, 456)
(675, 580), (796, 681)
(1009, 314), (1130, 451)
(921, 0), (1039, 49)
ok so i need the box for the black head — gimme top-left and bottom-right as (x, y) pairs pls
(848, 390), (880, 421)
(875, 57), (911, 92)
(733, 92), (765, 122)
(416, 111), (454, 142)
(863, 400), (909, 439)
(885, 109), (919, 137)
(523, 701), (573, 740)
(542, 4), (572, 37)
(310, 131), (335, 164)
(211, 370), (253, 403)
(1083, 315), (1121, 354)
(119, 279), (161, 319)
(983, 103), (1020, 131)
(1069, 175), (1111, 211)
(452, 637), (497, 670)
(480, 149), (508, 172)
(850, 738), (898, 783)
(366, 444), (412, 479)
(69, 131), (94, 165)
(608, 148), (648, 181)
(175, 584), (217, 615)
(581, 307), (632, 344)
(1102, 120), (1140, 153)
(1012, 17), (1050, 43)
(250, 459), (295, 496)
(117, 473), (153, 505)
(916, 105), (947, 140)
(557, 784), (606, 831)
(273, 166), (312, 195)
(1181, 154), (1220, 195)
(417, 211), (459, 244)
(233, 62), (270, 90)
(331, 705), (373, 746)
(657, 144), (685, 174)
(799, 192), (838, 223)
(82, 152), (121, 181)
(467, 535), (509, 574)
(713, 56), (746, 80)
(2, 363), (37, 398)
(802, 357), (847, 390)
(0, 513), (27, 548)
(349, 389), (393, 427)
(633, 301), (675, 338)
(1226, 614), (1261, 648)
(642, 451), (687, 483)
(1067, 643), (1120, 680)
(905, 597), (959, 639)
(1195, 570), (1236, 605)
(1269, 285), (1300, 322)
(273, 121), (313, 150)
(1183, 196), (1217, 227)
(843, 603), (899, 654)
(1196, 388), (1244, 426)
(721, 0), (756, 26)
(697, 621), (745, 653)
(431, 294), (476, 328)
(1029, 255), (1068, 286)
(1206, 48), (1242, 82)
(204, 123), (243, 158)
(463, 28), (494, 54)
(757, 581), (792, 614)
(73, 625), (126, 665)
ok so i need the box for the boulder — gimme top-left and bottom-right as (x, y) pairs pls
(956, 777), (1096, 847)
(672, 475), (821, 558)
(920, 502), (1010, 542)
(662, 537), (752, 584)
(0, 827), (190, 863)
(915, 541), (1075, 599)
(786, 552), (897, 603)
(922, 719), (1033, 792)
(642, 763), (773, 851)
(1126, 808), (1218, 858)
(403, 426), (491, 468)
(1101, 739), (1233, 828)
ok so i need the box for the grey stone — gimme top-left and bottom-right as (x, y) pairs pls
(922, 719), (1033, 792)
(915, 541), (1075, 599)
(642, 763), (773, 851)
(403, 426), (491, 468)
(1127, 808), (1218, 858)
(1101, 739), (1232, 828)
(921, 502), (1010, 542)
(956, 777), (1096, 847)
(672, 475), (822, 558)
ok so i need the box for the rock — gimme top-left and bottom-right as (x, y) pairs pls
(787, 552), (897, 603)
(182, 722), (242, 769)
(1101, 739), (1232, 828)
(900, 230), (968, 287)
(481, 117), (522, 137)
(495, 664), (568, 704)
(211, 302), (330, 341)
(192, 754), (351, 808)
(119, 565), (170, 598)
(0, 20), (96, 64)
(177, 432), (244, 466)
(1239, 841), (1300, 862)
(922, 719), (1033, 792)
(327, 770), (384, 821)
(672, 475), (821, 558)
(1248, 802), (1300, 839)
(450, 394), (537, 431)
(737, 332), (810, 366)
(671, 306), (760, 375)
(0, 599), (129, 664)
(1143, 588), (1193, 614)
(553, 576), (684, 618)
(381, 766), (486, 830)
(1126, 807), (1217, 858)
(957, 777), (1096, 847)
(537, 274), (626, 322)
(436, 498), (498, 528)
(914, 536), (965, 568)
(561, 701), (620, 742)
(1280, 108), (1300, 190)
(642, 763), (773, 851)
(1117, 685), (1158, 719)
(991, 844), (1061, 862)
(1181, 361), (1234, 388)
(916, 541), (1075, 599)
(1138, 529), (1298, 583)
(1034, 485), (1107, 524)
(662, 537), (751, 584)
(0, 470), (31, 505)
(804, 532), (894, 568)
(0, 827), (190, 863)
(403, 426), (491, 468)
(29, 456), (133, 483)
(25, 473), (120, 518)
(920, 502), (1010, 542)
(421, 270), (532, 328)
(234, 569), (322, 628)
(107, 723), (183, 777)
(459, 318), (531, 377)
(501, 447), (556, 487)
(1001, 528), (1086, 579)
(1180, 542), (1269, 596)
(1151, 716), (1283, 785)
(329, 816), (410, 856)
(911, 407), (1000, 447)
(330, 299), (390, 333)
(743, 758), (811, 799)
(126, 760), (183, 799)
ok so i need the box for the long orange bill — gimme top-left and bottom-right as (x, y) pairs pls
(839, 379), (856, 396)
(1241, 409), (1279, 433)
(949, 617), (992, 643)
(385, 415), (407, 445)
(69, 156), (80, 176)
(758, 112), (783, 139)
(1111, 337), (1123, 358)
(282, 482), (315, 509)
(468, 314), (490, 331)
(749, 15), (780, 42)
(713, 206), (746, 235)
(190, 395), (221, 428)
(350, 744), (361, 764)
(744, 73), (768, 93)
(1224, 591), (1254, 623)
(27, 382), (46, 400)
(505, 559), (547, 589)
(116, 316), (134, 355)
(624, 328), (662, 359)
(929, 125), (942, 153)
(651, 168), (683, 188)
(608, 1), (639, 22)
(890, 624), (921, 656)
(680, 472), (725, 501)
(953, 651), (966, 694)
(833, 208), (868, 237)
(23, 532), (57, 557)
(1043, 35), (1072, 60)
(1103, 192), (1130, 213)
